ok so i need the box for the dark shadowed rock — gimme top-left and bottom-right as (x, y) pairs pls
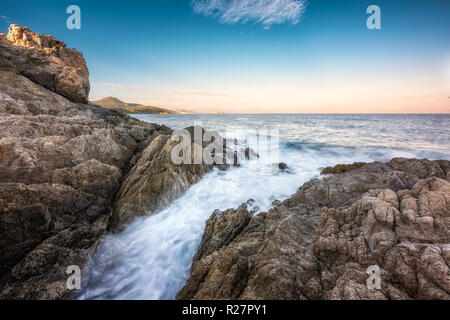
(108, 128), (228, 232)
(108, 123), (251, 232)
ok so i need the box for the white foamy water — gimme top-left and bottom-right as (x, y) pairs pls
(79, 114), (450, 300)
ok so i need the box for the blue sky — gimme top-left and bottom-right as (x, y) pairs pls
(1, 0), (449, 113)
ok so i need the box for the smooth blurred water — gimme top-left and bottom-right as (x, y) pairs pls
(79, 114), (450, 300)
(134, 114), (450, 159)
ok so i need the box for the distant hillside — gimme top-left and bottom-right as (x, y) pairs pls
(92, 97), (180, 114)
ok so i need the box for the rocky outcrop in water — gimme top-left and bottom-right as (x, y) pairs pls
(321, 162), (366, 174)
(177, 158), (450, 300)
(0, 25), (221, 299)
(109, 125), (231, 232)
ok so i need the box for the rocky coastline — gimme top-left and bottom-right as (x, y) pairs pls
(0, 25), (225, 299)
(0, 25), (448, 300)
(178, 158), (450, 300)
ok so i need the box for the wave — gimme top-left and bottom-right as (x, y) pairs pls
(79, 114), (449, 300)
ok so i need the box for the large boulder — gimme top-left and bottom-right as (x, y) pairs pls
(109, 125), (239, 232)
(300, 177), (450, 300)
(0, 24), (90, 103)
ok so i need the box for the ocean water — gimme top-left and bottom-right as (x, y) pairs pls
(79, 114), (450, 300)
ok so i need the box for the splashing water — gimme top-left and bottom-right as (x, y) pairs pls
(79, 114), (450, 300)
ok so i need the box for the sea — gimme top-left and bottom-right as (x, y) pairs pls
(79, 114), (450, 299)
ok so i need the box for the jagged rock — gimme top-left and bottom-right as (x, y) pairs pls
(194, 205), (252, 261)
(321, 162), (366, 174)
(278, 162), (288, 170)
(0, 25), (226, 299)
(109, 127), (220, 232)
(178, 158), (450, 300)
(176, 205), (263, 300)
(0, 25), (89, 103)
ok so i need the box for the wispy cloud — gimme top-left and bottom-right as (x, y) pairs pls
(0, 13), (12, 24)
(93, 82), (236, 98)
(190, 0), (307, 29)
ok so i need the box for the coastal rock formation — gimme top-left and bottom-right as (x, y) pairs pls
(321, 162), (366, 174)
(0, 25), (219, 299)
(109, 126), (231, 232)
(177, 158), (450, 300)
(0, 24), (89, 103)
(300, 176), (450, 300)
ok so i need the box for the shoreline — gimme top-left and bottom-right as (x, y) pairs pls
(1, 25), (449, 300)
(177, 158), (450, 300)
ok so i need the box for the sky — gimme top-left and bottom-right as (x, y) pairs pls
(1, 0), (450, 113)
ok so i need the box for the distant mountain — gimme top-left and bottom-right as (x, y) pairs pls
(171, 107), (197, 114)
(92, 97), (180, 114)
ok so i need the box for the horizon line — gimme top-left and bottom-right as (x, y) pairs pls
(137, 112), (450, 115)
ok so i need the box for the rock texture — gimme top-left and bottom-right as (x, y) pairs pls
(177, 158), (450, 300)
(0, 25), (89, 103)
(2, 25), (449, 301)
(0, 25), (222, 299)
(321, 162), (366, 174)
(109, 125), (231, 232)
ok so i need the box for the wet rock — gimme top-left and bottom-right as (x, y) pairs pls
(109, 132), (215, 232)
(178, 158), (450, 300)
(272, 199), (281, 206)
(176, 205), (259, 300)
